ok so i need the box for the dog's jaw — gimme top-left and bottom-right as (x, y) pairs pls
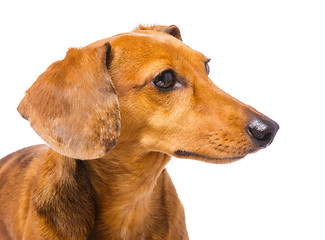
(174, 149), (247, 164)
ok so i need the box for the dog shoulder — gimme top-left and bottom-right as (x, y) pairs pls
(0, 145), (49, 238)
(0, 144), (48, 172)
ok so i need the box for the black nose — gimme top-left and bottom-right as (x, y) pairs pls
(247, 117), (279, 148)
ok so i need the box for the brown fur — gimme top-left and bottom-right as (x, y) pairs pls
(0, 25), (277, 239)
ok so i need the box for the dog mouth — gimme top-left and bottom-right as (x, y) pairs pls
(174, 150), (247, 163)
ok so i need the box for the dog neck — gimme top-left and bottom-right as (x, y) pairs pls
(87, 142), (171, 238)
(37, 138), (172, 238)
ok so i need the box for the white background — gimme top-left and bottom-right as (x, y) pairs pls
(0, 0), (324, 239)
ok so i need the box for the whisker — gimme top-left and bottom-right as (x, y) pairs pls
(215, 145), (229, 158)
(195, 141), (215, 152)
(133, 142), (143, 150)
(183, 135), (212, 149)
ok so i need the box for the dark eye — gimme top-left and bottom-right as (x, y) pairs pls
(153, 70), (176, 91)
(205, 60), (210, 75)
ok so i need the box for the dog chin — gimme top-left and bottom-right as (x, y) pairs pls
(174, 150), (246, 164)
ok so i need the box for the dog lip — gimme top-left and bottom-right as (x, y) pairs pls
(174, 150), (245, 161)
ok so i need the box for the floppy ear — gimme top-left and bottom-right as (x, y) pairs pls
(17, 43), (120, 160)
(136, 24), (182, 41)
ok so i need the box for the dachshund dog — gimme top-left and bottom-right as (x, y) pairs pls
(0, 25), (279, 240)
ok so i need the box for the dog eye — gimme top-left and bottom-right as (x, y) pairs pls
(153, 70), (176, 91)
(205, 60), (210, 75)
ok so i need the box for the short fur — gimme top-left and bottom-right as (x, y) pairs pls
(0, 25), (277, 239)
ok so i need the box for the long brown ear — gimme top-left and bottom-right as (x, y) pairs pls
(136, 24), (182, 41)
(18, 43), (120, 160)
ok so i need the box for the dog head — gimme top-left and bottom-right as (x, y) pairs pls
(18, 25), (279, 162)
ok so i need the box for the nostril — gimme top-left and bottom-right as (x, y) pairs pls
(248, 127), (272, 141)
(259, 131), (272, 141)
(247, 118), (279, 148)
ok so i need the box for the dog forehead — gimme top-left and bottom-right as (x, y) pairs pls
(91, 30), (201, 61)
(117, 30), (177, 42)
(111, 31), (183, 57)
